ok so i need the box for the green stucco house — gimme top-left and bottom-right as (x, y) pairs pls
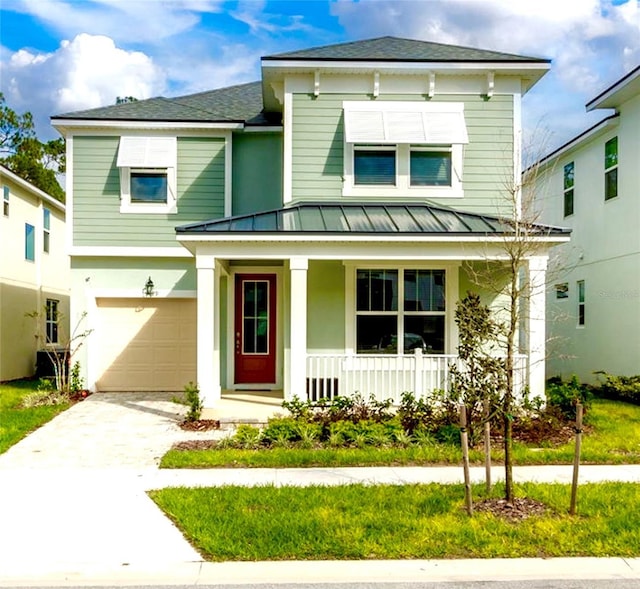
(51, 36), (569, 410)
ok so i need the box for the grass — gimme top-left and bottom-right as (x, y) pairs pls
(149, 482), (640, 561)
(160, 398), (640, 468)
(0, 379), (70, 454)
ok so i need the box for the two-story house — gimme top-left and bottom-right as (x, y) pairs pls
(536, 65), (640, 382)
(51, 36), (569, 410)
(0, 164), (69, 381)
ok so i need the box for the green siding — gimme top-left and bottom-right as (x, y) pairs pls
(73, 136), (225, 247)
(232, 133), (283, 215)
(291, 93), (514, 215)
(307, 260), (345, 352)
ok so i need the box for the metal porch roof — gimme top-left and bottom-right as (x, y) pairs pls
(176, 202), (570, 237)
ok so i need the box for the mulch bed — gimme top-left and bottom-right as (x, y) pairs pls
(474, 497), (548, 522)
(179, 419), (221, 432)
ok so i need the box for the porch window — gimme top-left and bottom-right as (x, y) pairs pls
(356, 269), (445, 354)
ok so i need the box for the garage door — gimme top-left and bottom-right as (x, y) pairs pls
(95, 298), (196, 392)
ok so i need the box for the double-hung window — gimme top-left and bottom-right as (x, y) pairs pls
(604, 137), (618, 201)
(46, 299), (59, 344)
(563, 162), (574, 217)
(356, 269), (446, 354)
(3, 185), (9, 216)
(343, 101), (468, 198)
(117, 136), (177, 213)
(577, 280), (585, 326)
(43, 208), (51, 253)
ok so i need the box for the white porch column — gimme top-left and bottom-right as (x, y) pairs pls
(288, 256), (308, 400)
(196, 254), (220, 408)
(527, 255), (548, 401)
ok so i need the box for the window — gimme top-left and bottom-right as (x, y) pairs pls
(577, 280), (585, 326)
(45, 299), (59, 344)
(604, 137), (618, 201)
(356, 269), (445, 354)
(43, 208), (51, 253)
(563, 162), (574, 217)
(343, 101), (468, 198)
(3, 185), (8, 216)
(117, 136), (177, 213)
(555, 283), (569, 299)
(25, 223), (35, 261)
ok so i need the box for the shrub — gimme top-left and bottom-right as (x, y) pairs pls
(262, 417), (301, 444)
(183, 382), (203, 422)
(434, 424), (461, 446)
(69, 361), (84, 394)
(546, 375), (591, 418)
(594, 372), (640, 406)
(233, 425), (262, 449)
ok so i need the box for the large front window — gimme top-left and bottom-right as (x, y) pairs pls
(356, 269), (445, 354)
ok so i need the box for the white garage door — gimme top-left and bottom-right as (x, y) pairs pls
(95, 298), (196, 392)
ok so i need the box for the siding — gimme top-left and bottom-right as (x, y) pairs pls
(291, 93), (514, 215)
(73, 136), (225, 247)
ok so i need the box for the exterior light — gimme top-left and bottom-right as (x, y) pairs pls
(143, 276), (156, 297)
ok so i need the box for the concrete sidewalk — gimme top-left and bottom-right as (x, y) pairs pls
(0, 392), (639, 586)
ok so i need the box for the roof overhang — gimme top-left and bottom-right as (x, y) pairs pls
(51, 118), (244, 136)
(0, 165), (65, 213)
(587, 65), (640, 111)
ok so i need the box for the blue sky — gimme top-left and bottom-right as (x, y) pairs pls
(1, 0), (639, 155)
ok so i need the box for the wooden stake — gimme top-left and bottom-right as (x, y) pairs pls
(459, 404), (473, 515)
(570, 402), (583, 515)
(484, 397), (492, 492)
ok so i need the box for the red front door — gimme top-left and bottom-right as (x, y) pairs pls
(234, 274), (277, 384)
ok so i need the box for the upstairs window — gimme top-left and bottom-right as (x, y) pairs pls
(343, 101), (468, 198)
(43, 208), (51, 253)
(3, 185), (8, 216)
(117, 136), (177, 214)
(577, 280), (585, 326)
(563, 162), (574, 217)
(25, 223), (35, 261)
(604, 137), (618, 201)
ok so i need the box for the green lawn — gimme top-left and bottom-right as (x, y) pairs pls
(161, 398), (640, 468)
(150, 482), (640, 561)
(0, 379), (69, 454)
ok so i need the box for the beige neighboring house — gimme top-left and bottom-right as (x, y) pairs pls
(0, 164), (69, 381)
(535, 65), (640, 382)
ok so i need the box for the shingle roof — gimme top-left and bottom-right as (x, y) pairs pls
(52, 81), (274, 125)
(176, 202), (569, 237)
(263, 36), (548, 64)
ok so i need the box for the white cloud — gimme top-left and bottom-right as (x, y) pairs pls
(1, 33), (166, 139)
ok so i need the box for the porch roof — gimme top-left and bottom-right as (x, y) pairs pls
(175, 202), (571, 237)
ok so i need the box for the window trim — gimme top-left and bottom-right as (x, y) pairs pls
(563, 161), (574, 217)
(117, 136), (177, 214)
(604, 136), (618, 201)
(45, 299), (59, 344)
(43, 208), (51, 253)
(577, 280), (585, 327)
(3, 185), (9, 217)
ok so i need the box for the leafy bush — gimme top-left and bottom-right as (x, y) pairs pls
(546, 375), (591, 418)
(233, 425), (262, 449)
(69, 361), (84, 394)
(594, 372), (640, 406)
(434, 424), (461, 446)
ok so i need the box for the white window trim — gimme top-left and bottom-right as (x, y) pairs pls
(344, 262), (459, 356)
(117, 137), (177, 214)
(342, 101), (466, 199)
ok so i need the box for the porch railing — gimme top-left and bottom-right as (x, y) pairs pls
(305, 351), (528, 405)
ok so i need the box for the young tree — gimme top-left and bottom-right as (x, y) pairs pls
(0, 93), (65, 202)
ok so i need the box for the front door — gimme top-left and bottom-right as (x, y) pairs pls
(234, 274), (277, 384)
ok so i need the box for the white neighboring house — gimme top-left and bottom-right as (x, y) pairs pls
(0, 164), (70, 381)
(535, 65), (640, 382)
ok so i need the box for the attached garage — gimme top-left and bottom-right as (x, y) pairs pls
(94, 298), (196, 392)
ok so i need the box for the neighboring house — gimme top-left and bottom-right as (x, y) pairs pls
(51, 36), (569, 409)
(535, 65), (640, 382)
(0, 164), (69, 381)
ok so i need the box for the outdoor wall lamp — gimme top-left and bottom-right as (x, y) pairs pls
(143, 276), (156, 297)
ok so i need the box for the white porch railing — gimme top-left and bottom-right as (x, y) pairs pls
(305, 351), (528, 405)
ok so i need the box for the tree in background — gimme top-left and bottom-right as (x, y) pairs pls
(0, 93), (65, 202)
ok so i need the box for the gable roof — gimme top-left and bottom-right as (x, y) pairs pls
(263, 36), (548, 64)
(176, 202), (569, 238)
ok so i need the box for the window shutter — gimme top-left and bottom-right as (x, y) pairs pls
(117, 137), (176, 167)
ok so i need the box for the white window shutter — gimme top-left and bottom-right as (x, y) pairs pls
(117, 137), (176, 167)
(345, 110), (385, 142)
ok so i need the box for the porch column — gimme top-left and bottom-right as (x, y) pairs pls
(527, 255), (548, 401)
(196, 254), (220, 408)
(289, 256), (308, 400)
